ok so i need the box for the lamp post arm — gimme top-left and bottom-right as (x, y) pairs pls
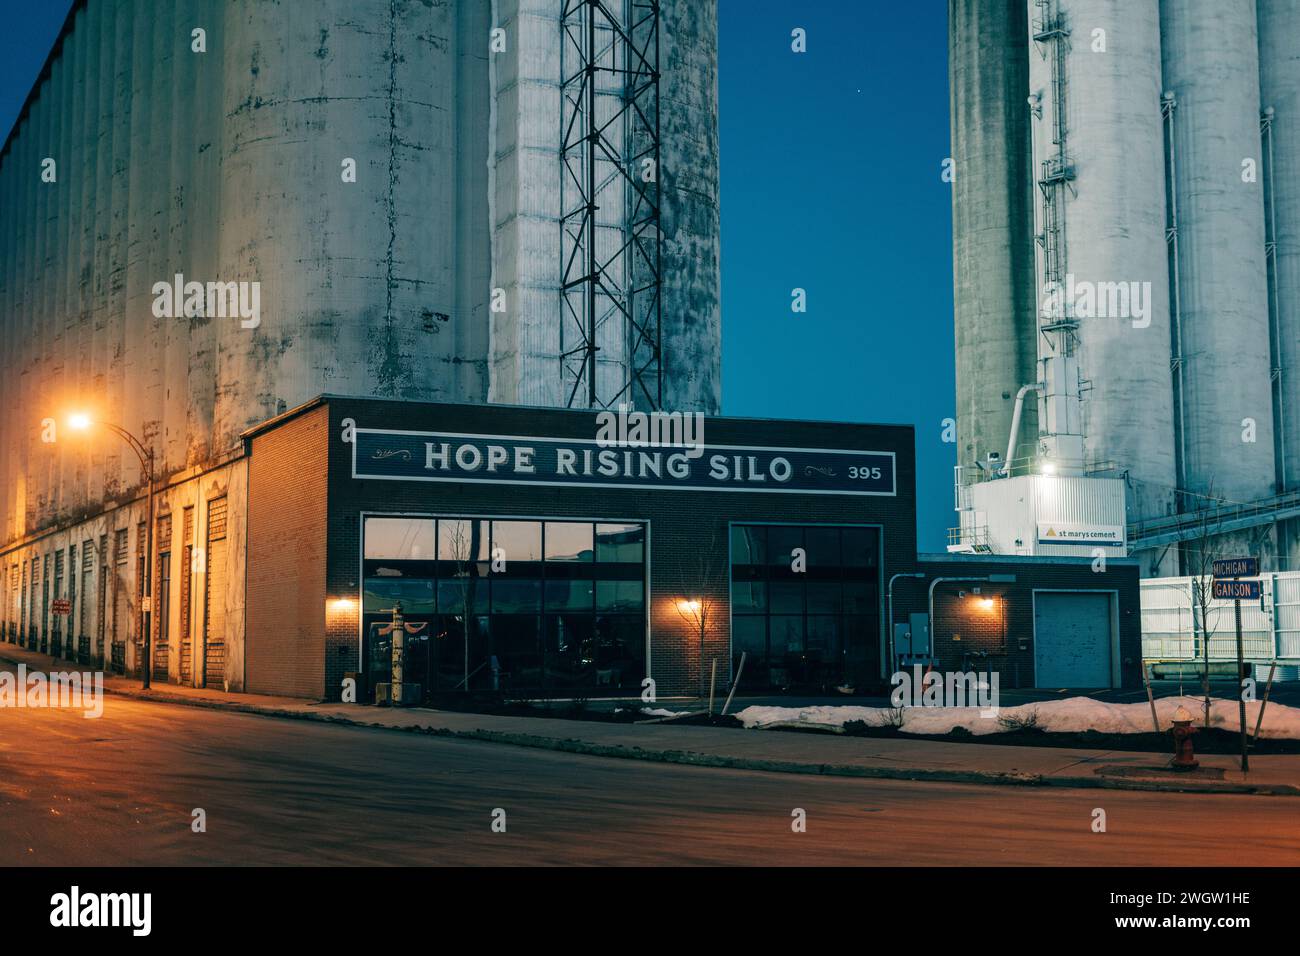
(95, 421), (152, 479)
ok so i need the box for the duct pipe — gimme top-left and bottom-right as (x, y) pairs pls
(1000, 383), (1041, 475)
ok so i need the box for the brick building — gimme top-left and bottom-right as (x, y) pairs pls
(2, 394), (1143, 700)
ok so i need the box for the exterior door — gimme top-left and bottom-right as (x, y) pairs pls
(154, 552), (171, 680)
(203, 498), (228, 688)
(1034, 592), (1113, 688)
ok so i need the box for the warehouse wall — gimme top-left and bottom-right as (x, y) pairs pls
(900, 553), (1143, 689)
(0, 0), (723, 558)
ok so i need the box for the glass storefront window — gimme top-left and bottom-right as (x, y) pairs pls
(732, 581), (766, 612)
(544, 579), (594, 611)
(438, 519), (488, 562)
(596, 580), (644, 612)
(545, 522), (594, 562)
(365, 518), (436, 560)
(491, 579), (543, 613)
(363, 577), (435, 616)
(596, 523), (644, 563)
(364, 515), (646, 696)
(730, 524), (766, 570)
(491, 521), (542, 566)
(730, 523), (881, 692)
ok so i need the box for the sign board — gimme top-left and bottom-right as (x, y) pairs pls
(1036, 522), (1125, 548)
(352, 428), (897, 497)
(141, 596), (153, 613)
(51, 598), (71, 616)
(1212, 579), (1261, 601)
(1213, 558), (1259, 579)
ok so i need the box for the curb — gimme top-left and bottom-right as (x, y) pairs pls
(101, 683), (1300, 798)
(6, 654), (1296, 798)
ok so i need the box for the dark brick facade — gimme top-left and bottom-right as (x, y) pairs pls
(242, 395), (1142, 700)
(243, 395), (918, 700)
(896, 553), (1143, 690)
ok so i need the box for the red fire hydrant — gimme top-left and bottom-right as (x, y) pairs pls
(1170, 705), (1198, 771)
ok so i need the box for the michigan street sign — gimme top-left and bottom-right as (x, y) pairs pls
(1213, 557), (1259, 579)
(1212, 579), (1261, 601)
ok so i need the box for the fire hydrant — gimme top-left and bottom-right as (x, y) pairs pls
(1170, 705), (1198, 771)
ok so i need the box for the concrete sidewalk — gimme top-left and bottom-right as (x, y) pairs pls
(4, 645), (1298, 796)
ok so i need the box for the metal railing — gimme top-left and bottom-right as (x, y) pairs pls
(947, 525), (991, 552)
(1128, 488), (1300, 552)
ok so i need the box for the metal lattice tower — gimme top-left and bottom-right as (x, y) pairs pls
(560, 0), (663, 410)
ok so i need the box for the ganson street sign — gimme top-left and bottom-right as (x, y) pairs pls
(351, 428), (897, 496)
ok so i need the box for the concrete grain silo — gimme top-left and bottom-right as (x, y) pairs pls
(948, 0), (1038, 471)
(1160, 0), (1276, 503)
(0, 0), (721, 687)
(1025, 0), (1176, 546)
(1160, 0), (1277, 561)
(1258, 0), (1300, 568)
(951, 0), (1297, 575)
(0, 0), (721, 539)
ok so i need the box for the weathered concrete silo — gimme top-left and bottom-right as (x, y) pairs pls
(1258, 0), (1300, 568)
(1160, 0), (1276, 518)
(1025, 0), (1176, 539)
(949, 0), (1038, 470)
(0, 0), (722, 550)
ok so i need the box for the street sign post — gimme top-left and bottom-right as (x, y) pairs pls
(1212, 557), (1258, 771)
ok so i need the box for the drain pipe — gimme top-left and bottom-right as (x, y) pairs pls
(1000, 384), (1041, 476)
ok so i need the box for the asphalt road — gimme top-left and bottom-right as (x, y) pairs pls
(2, 690), (1298, 866)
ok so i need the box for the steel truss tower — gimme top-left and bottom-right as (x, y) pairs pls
(560, 0), (663, 410)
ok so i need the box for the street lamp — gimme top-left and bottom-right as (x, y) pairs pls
(68, 413), (156, 689)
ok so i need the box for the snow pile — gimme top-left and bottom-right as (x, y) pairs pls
(731, 695), (1300, 739)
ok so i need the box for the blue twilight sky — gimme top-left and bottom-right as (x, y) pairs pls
(0, 0), (956, 550)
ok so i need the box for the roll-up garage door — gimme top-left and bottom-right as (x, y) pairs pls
(1033, 592), (1113, 688)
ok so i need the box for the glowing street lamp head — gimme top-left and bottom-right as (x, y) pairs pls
(1040, 460), (1056, 475)
(67, 412), (93, 431)
(677, 599), (701, 614)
